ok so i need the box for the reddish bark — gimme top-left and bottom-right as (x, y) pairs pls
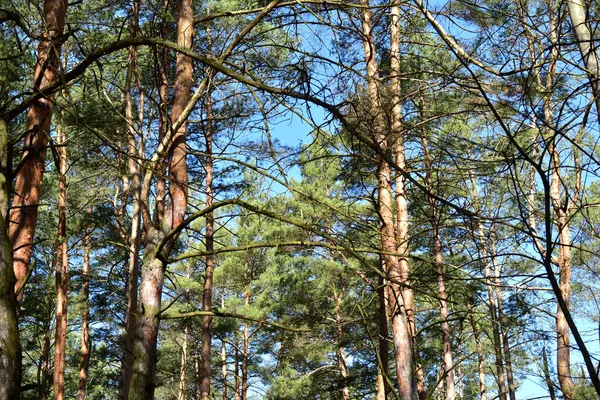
(10, 0), (67, 303)
(359, 1), (416, 397)
(127, 0), (192, 397)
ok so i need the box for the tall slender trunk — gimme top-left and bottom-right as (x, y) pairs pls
(467, 302), (486, 400)
(543, 8), (576, 396)
(390, 1), (421, 397)
(241, 291), (250, 400)
(119, 0), (144, 392)
(359, 1), (415, 397)
(566, 0), (600, 120)
(200, 85), (215, 400)
(469, 174), (506, 400)
(490, 238), (516, 400)
(0, 118), (21, 399)
(221, 338), (228, 399)
(38, 307), (53, 399)
(220, 295), (228, 400)
(178, 326), (189, 400)
(421, 132), (455, 400)
(53, 117), (69, 400)
(10, 0), (67, 305)
(456, 320), (464, 400)
(194, 344), (201, 400)
(127, 0), (192, 397)
(235, 344), (241, 400)
(376, 272), (389, 400)
(77, 208), (92, 400)
(333, 287), (350, 400)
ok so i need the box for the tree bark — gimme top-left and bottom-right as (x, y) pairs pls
(221, 337), (228, 400)
(542, 8), (576, 396)
(127, 0), (192, 396)
(390, 1), (421, 398)
(333, 287), (350, 400)
(469, 174), (507, 400)
(566, 0), (600, 120)
(376, 272), (389, 400)
(119, 0), (144, 393)
(127, 235), (165, 400)
(0, 118), (21, 399)
(490, 237), (516, 400)
(200, 84), (215, 400)
(467, 302), (486, 400)
(10, 0), (67, 304)
(235, 344), (241, 400)
(77, 209), (92, 400)
(38, 307), (52, 400)
(241, 292), (250, 400)
(421, 132), (455, 400)
(178, 326), (189, 400)
(53, 117), (69, 400)
(359, 1), (416, 397)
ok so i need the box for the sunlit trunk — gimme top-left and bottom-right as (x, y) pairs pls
(10, 0), (67, 307)
(53, 117), (69, 400)
(178, 326), (189, 400)
(359, 1), (415, 397)
(333, 287), (349, 400)
(200, 85), (215, 400)
(119, 1), (143, 395)
(566, 0), (600, 119)
(469, 174), (506, 400)
(467, 302), (486, 400)
(77, 208), (92, 400)
(421, 133), (455, 400)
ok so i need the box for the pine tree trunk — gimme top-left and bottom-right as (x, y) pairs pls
(421, 133), (455, 400)
(542, 9), (575, 394)
(127, 0), (192, 396)
(38, 308), (52, 399)
(10, 0), (67, 305)
(491, 238), (516, 400)
(456, 320), (464, 400)
(77, 209), (92, 400)
(566, 0), (600, 120)
(555, 214), (574, 398)
(0, 117), (21, 399)
(127, 236), (165, 400)
(359, 1), (415, 397)
(178, 326), (189, 400)
(53, 119), (69, 400)
(390, 2), (421, 398)
(333, 287), (350, 400)
(467, 302), (486, 400)
(469, 175), (507, 400)
(241, 292), (250, 400)
(200, 85), (214, 400)
(119, 0), (143, 395)
(376, 272), (389, 400)
(221, 338), (228, 400)
(235, 344), (241, 400)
